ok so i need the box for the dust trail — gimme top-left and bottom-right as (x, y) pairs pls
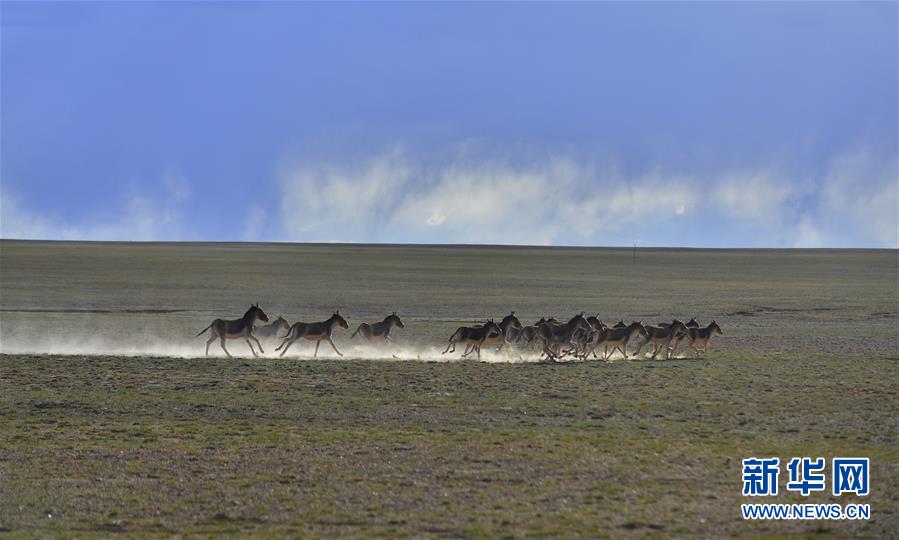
(0, 332), (686, 363)
(0, 319), (678, 363)
(0, 332), (549, 363)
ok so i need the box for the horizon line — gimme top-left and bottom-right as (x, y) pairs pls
(1, 238), (896, 252)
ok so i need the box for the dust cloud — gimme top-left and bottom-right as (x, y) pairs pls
(0, 316), (687, 363)
(0, 332), (687, 362)
(0, 329), (549, 363)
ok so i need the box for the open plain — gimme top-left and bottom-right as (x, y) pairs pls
(1, 240), (897, 537)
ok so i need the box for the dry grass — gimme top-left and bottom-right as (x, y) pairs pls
(1, 241), (897, 537)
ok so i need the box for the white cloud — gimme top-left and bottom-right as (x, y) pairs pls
(425, 211), (446, 226)
(1, 175), (192, 241)
(278, 152), (698, 245)
(3, 147), (894, 247)
(389, 162), (559, 244)
(793, 215), (827, 248)
(713, 171), (794, 223)
(276, 147), (897, 247)
(706, 153), (898, 248)
(811, 149), (898, 247)
(0, 192), (56, 240)
(279, 149), (410, 242)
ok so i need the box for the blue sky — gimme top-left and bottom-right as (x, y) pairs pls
(1, 1), (896, 247)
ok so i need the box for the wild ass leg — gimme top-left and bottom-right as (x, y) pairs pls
(245, 338), (258, 357)
(278, 338), (297, 357)
(671, 337), (683, 356)
(313, 341), (320, 358)
(669, 336), (682, 356)
(651, 339), (670, 360)
(327, 337), (343, 356)
(219, 337), (232, 358)
(541, 343), (557, 362)
(664, 336), (675, 359)
(540, 344), (552, 360)
(205, 336), (216, 356)
(634, 339), (647, 356)
(251, 335), (265, 354)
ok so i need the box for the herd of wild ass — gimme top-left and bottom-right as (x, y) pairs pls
(197, 304), (723, 361)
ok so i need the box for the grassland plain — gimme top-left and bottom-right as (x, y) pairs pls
(0, 240), (897, 537)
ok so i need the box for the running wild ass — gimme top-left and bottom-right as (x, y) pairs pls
(634, 319), (689, 360)
(253, 316), (290, 339)
(275, 311), (350, 358)
(196, 304), (269, 357)
(350, 313), (405, 344)
(443, 320), (503, 361)
(685, 321), (723, 355)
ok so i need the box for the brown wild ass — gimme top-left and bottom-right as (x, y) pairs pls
(498, 312), (523, 344)
(685, 321), (723, 355)
(570, 316), (610, 359)
(443, 320), (503, 361)
(196, 304), (269, 357)
(596, 321), (648, 360)
(275, 311), (349, 357)
(350, 313), (405, 344)
(253, 315), (290, 339)
(668, 317), (700, 353)
(530, 313), (592, 361)
(634, 319), (690, 360)
(462, 312), (522, 357)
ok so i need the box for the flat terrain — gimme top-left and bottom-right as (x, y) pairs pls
(1, 241), (897, 537)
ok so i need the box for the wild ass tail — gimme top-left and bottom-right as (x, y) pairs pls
(196, 323), (213, 337)
(279, 326), (295, 340)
